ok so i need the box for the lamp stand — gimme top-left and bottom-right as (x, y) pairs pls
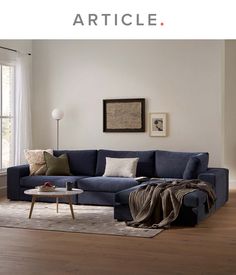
(56, 119), (59, 150)
(52, 108), (64, 150)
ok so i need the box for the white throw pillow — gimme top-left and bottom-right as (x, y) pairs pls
(103, 157), (139, 178)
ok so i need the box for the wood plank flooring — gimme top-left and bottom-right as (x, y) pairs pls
(0, 192), (236, 275)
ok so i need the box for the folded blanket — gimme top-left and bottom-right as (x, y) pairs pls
(126, 179), (216, 228)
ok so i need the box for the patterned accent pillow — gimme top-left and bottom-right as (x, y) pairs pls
(103, 157), (139, 178)
(24, 149), (53, 176)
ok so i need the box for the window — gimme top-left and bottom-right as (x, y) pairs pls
(0, 64), (15, 171)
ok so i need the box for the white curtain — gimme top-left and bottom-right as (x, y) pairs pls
(14, 54), (32, 165)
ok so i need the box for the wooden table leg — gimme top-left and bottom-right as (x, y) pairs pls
(29, 196), (36, 219)
(68, 196), (75, 219)
(56, 197), (59, 213)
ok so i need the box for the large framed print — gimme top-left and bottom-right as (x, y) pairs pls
(103, 98), (145, 132)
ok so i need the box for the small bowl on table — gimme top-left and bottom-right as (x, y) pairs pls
(36, 185), (56, 192)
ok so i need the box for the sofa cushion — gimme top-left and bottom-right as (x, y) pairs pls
(54, 150), (97, 176)
(183, 157), (199, 179)
(115, 183), (207, 208)
(96, 150), (155, 177)
(76, 176), (139, 193)
(183, 190), (207, 208)
(155, 150), (209, 178)
(103, 157), (139, 178)
(20, 175), (86, 188)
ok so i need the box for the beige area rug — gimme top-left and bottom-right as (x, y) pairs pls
(0, 201), (163, 238)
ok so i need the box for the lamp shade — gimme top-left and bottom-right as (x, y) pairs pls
(52, 108), (64, 120)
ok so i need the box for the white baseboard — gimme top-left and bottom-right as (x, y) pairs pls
(229, 180), (236, 190)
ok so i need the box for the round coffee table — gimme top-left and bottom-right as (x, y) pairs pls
(24, 188), (83, 219)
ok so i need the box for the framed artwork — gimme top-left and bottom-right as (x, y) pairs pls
(149, 113), (167, 137)
(103, 98), (145, 132)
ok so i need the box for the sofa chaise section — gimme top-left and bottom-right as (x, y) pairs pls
(114, 150), (229, 225)
(118, 184), (226, 226)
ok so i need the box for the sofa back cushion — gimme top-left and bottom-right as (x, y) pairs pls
(53, 150), (97, 176)
(96, 149), (155, 177)
(182, 156), (200, 179)
(155, 150), (209, 178)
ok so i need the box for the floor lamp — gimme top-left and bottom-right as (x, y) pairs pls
(52, 108), (64, 150)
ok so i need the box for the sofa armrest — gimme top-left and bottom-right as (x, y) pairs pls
(198, 168), (229, 208)
(7, 164), (30, 200)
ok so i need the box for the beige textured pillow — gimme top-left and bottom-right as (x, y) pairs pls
(24, 149), (53, 175)
(103, 157), (139, 178)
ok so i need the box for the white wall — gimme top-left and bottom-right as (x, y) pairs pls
(224, 41), (236, 187)
(32, 40), (224, 167)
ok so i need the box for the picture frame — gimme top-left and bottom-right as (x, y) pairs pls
(103, 98), (145, 132)
(149, 113), (168, 137)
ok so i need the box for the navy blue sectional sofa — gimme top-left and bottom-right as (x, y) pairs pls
(7, 149), (229, 226)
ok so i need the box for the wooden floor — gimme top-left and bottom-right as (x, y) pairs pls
(0, 192), (236, 275)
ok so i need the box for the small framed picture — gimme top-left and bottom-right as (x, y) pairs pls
(149, 113), (167, 137)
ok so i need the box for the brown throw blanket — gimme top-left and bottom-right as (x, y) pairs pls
(126, 179), (216, 229)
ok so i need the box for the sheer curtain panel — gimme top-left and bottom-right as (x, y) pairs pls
(15, 54), (32, 165)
